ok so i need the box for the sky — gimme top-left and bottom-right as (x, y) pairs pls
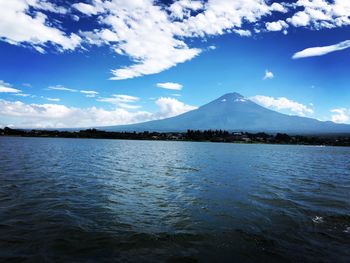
(0, 0), (349, 128)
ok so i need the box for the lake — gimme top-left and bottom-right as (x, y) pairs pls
(0, 137), (349, 262)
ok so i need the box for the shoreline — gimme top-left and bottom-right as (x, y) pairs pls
(1, 127), (349, 147)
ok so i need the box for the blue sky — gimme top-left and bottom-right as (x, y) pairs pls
(0, 0), (349, 128)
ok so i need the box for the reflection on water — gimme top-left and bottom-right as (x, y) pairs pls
(0, 137), (349, 262)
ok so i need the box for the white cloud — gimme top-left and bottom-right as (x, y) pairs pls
(169, 0), (203, 20)
(80, 90), (99, 95)
(80, 90), (99, 97)
(0, 80), (22, 93)
(97, 94), (141, 109)
(250, 95), (314, 116)
(29, 0), (68, 14)
(46, 98), (60, 102)
(154, 97), (197, 119)
(287, 11), (311, 27)
(116, 103), (142, 110)
(13, 93), (31, 97)
(97, 94), (139, 104)
(287, 0), (350, 29)
(174, 0), (276, 37)
(77, 0), (202, 80)
(0, 99), (151, 128)
(0, 0), (81, 51)
(75, 0), (288, 80)
(0, 86), (22, 93)
(233, 29), (252, 37)
(292, 40), (350, 59)
(48, 86), (100, 97)
(156, 82), (183, 90)
(331, 108), (350, 124)
(0, 97), (197, 128)
(2, 0), (350, 80)
(270, 2), (288, 13)
(263, 70), (274, 80)
(48, 85), (77, 92)
(265, 20), (289, 32)
(72, 2), (104, 16)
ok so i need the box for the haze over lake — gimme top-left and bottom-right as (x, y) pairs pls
(1, 137), (349, 262)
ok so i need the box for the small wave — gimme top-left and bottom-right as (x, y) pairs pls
(312, 216), (324, 224)
(172, 166), (200, 172)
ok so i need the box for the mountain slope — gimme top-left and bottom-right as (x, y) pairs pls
(102, 93), (350, 134)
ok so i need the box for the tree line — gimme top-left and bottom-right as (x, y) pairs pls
(1, 127), (349, 146)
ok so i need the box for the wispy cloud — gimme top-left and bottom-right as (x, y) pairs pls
(48, 85), (77, 92)
(97, 94), (141, 109)
(250, 95), (313, 117)
(80, 90), (98, 95)
(156, 82), (183, 90)
(0, 80), (22, 93)
(0, 87), (22, 93)
(263, 70), (274, 80)
(293, 40), (350, 59)
(13, 93), (31, 97)
(80, 90), (99, 98)
(46, 98), (61, 102)
(116, 103), (142, 110)
(48, 86), (100, 98)
(98, 94), (139, 104)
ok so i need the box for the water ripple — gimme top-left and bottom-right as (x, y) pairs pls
(0, 138), (349, 262)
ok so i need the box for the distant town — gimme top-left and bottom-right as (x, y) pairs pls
(1, 127), (350, 147)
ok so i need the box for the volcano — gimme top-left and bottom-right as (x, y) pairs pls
(103, 93), (350, 134)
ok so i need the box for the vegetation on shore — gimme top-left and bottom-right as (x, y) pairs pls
(1, 127), (350, 146)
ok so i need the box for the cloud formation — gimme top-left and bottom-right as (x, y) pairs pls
(48, 86), (101, 98)
(293, 40), (350, 59)
(265, 20), (289, 32)
(97, 94), (142, 109)
(0, 96), (197, 128)
(287, 0), (350, 29)
(46, 98), (60, 102)
(263, 70), (274, 80)
(80, 90), (99, 98)
(48, 85), (78, 92)
(0, 0), (81, 52)
(1, 0), (350, 80)
(0, 80), (22, 93)
(250, 95), (314, 116)
(331, 108), (350, 124)
(80, 90), (99, 95)
(155, 97), (197, 118)
(156, 82), (183, 90)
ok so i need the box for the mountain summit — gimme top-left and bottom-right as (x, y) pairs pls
(104, 92), (350, 134)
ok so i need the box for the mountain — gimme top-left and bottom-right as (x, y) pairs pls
(102, 92), (350, 134)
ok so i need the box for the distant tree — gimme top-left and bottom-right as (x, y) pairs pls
(275, 133), (291, 142)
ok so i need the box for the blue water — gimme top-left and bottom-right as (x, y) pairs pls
(0, 137), (349, 262)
